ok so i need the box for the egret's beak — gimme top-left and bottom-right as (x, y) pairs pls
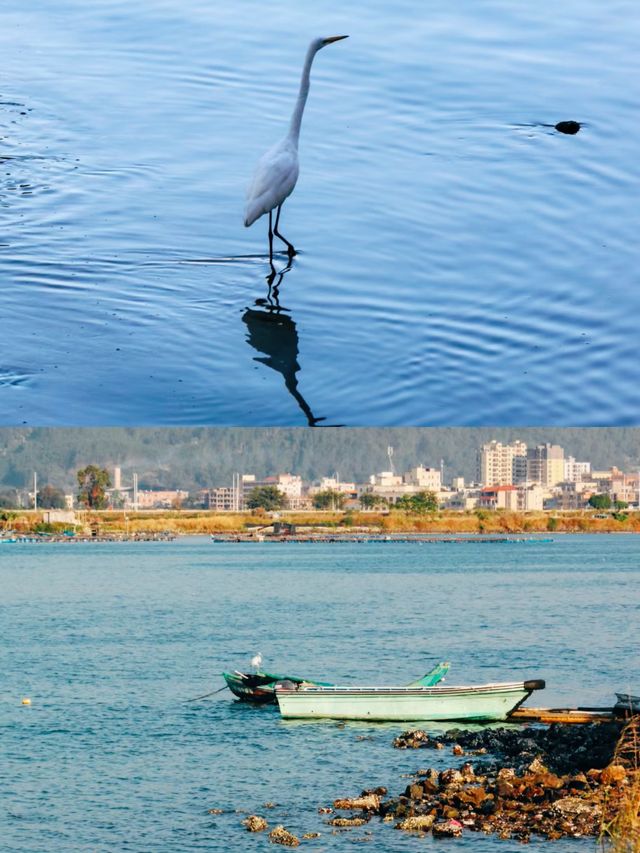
(322, 35), (349, 45)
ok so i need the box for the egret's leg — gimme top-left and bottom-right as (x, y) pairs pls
(274, 205), (296, 257)
(267, 210), (276, 275)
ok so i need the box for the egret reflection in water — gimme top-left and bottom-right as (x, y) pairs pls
(242, 262), (328, 426)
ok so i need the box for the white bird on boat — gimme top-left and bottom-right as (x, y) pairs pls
(244, 35), (349, 262)
(250, 652), (263, 672)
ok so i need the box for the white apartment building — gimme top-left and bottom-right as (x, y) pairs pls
(564, 457), (591, 483)
(478, 440), (527, 486)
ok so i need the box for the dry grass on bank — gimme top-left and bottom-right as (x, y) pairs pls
(31, 508), (640, 536)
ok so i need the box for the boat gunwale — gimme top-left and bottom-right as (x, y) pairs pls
(275, 680), (534, 697)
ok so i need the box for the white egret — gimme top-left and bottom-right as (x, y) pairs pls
(250, 651), (263, 672)
(244, 35), (349, 261)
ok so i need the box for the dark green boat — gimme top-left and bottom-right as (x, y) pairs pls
(222, 661), (450, 704)
(222, 670), (331, 703)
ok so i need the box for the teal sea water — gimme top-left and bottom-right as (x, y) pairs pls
(1, 0), (640, 425)
(1, 534), (639, 851)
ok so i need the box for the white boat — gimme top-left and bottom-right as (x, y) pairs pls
(275, 678), (545, 722)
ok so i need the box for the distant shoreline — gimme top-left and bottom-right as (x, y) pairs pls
(2, 509), (639, 540)
(1, 531), (639, 545)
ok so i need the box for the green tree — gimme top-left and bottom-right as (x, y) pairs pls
(312, 489), (345, 510)
(38, 484), (66, 509)
(410, 490), (439, 513)
(77, 465), (111, 509)
(360, 493), (387, 510)
(588, 494), (611, 510)
(392, 491), (439, 514)
(246, 485), (287, 511)
(614, 499), (628, 510)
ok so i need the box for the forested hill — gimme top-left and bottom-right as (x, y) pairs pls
(0, 428), (638, 492)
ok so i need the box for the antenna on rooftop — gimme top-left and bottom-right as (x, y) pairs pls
(387, 446), (394, 474)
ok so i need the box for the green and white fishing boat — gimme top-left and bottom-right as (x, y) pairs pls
(275, 678), (545, 722)
(223, 661), (450, 705)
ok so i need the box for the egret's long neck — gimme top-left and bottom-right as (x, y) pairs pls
(288, 43), (318, 146)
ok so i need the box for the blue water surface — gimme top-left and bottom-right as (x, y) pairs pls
(1, 0), (639, 425)
(1, 534), (639, 851)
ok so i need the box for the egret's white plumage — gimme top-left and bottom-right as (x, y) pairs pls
(250, 652), (263, 671)
(244, 140), (299, 228)
(244, 35), (348, 256)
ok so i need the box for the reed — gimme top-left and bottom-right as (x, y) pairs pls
(600, 717), (640, 851)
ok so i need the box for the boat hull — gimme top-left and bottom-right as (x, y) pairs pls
(223, 671), (295, 704)
(223, 662), (450, 705)
(276, 681), (541, 722)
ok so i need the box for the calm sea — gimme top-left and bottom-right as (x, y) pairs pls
(1, 534), (639, 851)
(1, 0), (639, 425)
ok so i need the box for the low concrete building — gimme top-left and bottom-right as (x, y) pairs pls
(369, 470), (403, 487)
(314, 476), (357, 495)
(136, 490), (188, 509)
(42, 509), (77, 525)
(479, 484), (543, 511)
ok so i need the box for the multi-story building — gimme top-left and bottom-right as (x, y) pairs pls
(477, 440), (527, 486)
(556, 481), (592, 510)
(403, 466), (442, 491)
(260, 474), (303, 500)
(207, 487), (237, 511)
(239, 473), (304, 509)
(610, 470), (640, 505)
(563, 457), (591, 483)
(526, 444), (565, 487)
(363, 465), (442, 505)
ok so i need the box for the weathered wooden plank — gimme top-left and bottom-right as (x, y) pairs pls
(510, 707), (614, 724)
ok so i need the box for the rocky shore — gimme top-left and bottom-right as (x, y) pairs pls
(238, 721), (637, 845)
(329, 722), (634, 843)
(392, 721), (623, 774)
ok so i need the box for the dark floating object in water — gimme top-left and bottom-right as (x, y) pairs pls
(555, 120), (581, 135)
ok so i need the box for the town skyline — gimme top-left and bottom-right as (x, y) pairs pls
(3, 436), (640, 514)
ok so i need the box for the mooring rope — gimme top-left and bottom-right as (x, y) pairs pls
(185, 683), (230, 702)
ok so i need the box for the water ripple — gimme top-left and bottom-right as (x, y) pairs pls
(0, 0), (638, 424)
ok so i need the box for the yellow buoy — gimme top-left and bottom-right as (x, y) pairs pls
(21, 698), (31, 705)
